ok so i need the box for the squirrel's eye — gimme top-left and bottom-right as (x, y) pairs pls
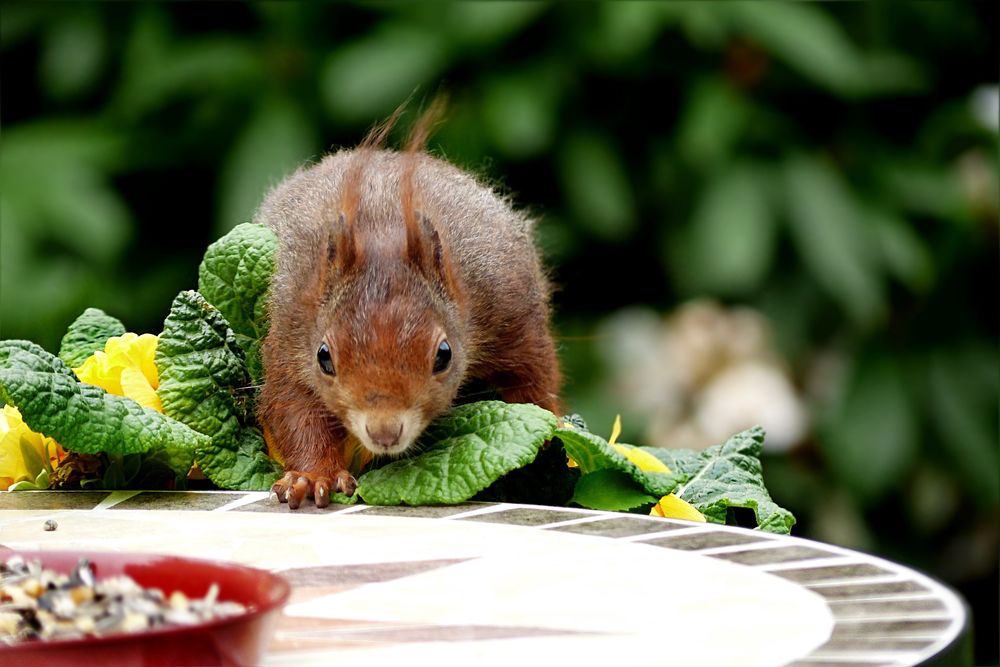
(317, 343), (335, 375)
(433, 340), (452, 374)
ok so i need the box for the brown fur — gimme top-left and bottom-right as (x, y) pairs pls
(256, 110), (561, 508)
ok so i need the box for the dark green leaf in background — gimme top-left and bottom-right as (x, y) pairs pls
(559, 130), (636, 242)
(320, 25), (447, 122)
(818, 359), (918, 502)
(481, 65), (562, 159)
(216, 96), (318, 237)
(926, 348), (1000, 507)
(113, 7), (259, 120)
(444, 2), (545, 48)
(784, 154), (885, 325)
(39, 6), (106, 102)
(676, 78), (750, 170)
(670, 162), (776, 297)
(726, 2), (923, 97)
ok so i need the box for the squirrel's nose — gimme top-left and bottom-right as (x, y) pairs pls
(365, 420), (403, 449)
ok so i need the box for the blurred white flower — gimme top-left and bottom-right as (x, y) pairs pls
(598, 299), (808, 452)
(695, 360), (806, 452)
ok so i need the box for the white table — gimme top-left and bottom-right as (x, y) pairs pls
(0, 491), (971, 666)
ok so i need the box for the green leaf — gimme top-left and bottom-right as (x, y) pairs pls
(676, 77), (750, 169)
(195, 427), (282, 492)
(58, 307), (127, 368)
(784, 154), (885, 325)
(357, 401), (557, 505)
(481, 65), (561, 158)
(672, 163), (776, 296)
(216, 96), (317, 237)
(155, 290), (280, 491)
(197, 223), (277, 385)
(154, 291), (245, 424)
(559, 130), (636, 242)
(819, 359), (918, 501)
(867, 207), (934, 291)
(39, 8), (106, 102)
(122, 452), (143, 485)
(18, 435), (47, 480)
(644, 427), (796, 534)
(726, 3), (923, 97)
(0, 340), (208, 461)
(9, 465), (50, 491)
(444, 2), (545, 47)
(320, 25), (447, 122)
(113, 8), (259, 120)
(571, 469), (659, 511)
(926, 349), (1000, 506)
(102, 456), (126, 490)
(554, 427), (678, 498)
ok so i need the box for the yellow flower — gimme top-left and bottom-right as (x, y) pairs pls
(74, 333), (163, 412)
(650, 493), (706, 522)
(0, 405), (66, 491)
(603, 415), (706, 523)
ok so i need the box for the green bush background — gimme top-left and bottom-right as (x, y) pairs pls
(1, 3), (996, 660)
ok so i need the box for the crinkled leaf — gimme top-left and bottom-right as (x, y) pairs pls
(195, 427), (282, 492)
(643, 426), (796, 534)
(155, 290), (279, 490)
(554, 426), (680, 498)
(58, 307), (126, 368)
(156, 290), (249, 440)
(357, 401), (557, 505)
(197, 222), (277, 384)
(571, 469), (659, 511)
(0, 340), (207, 464)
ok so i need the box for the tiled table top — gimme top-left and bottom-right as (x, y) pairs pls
(0, 491), (970, 666)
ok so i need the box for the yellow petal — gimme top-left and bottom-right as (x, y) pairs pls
(120, 367), (163, 412)
(613, 443), (672, 474)
(608, 414), (622, 445)
(0, 426), (26, 482)
(651, 494), (706, 522)
(1, 404), (22, 434)
(74, 351), (124, 395)
(130, 334), (160, 389)
(0, 407), (46, 483)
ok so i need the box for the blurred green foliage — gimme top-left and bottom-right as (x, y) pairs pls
(1, 2), (997, 661)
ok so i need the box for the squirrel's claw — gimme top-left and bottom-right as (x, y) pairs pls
(271, 470), (356, 509)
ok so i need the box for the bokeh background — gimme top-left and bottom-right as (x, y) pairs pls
(1, 2), (997, 661)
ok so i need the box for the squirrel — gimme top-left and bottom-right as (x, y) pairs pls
(256, 108), (562, 509)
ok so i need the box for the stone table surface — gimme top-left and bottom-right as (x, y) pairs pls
(0, 491), (970, 666)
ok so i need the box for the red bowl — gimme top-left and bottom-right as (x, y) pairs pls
(0, 550), (290, 667)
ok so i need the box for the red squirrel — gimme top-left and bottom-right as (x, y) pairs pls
(256, 109), (561, 509)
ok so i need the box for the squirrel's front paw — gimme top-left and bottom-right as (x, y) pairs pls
(271, 470), (357, 509)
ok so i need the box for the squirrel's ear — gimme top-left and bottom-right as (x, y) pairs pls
(332, 213), (363, 274)
(407, 212), (464, 304)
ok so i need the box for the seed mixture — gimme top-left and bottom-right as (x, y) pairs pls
(0, 555), (248, 643)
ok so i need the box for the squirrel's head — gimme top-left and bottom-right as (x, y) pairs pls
(308, 181), (469, 456)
